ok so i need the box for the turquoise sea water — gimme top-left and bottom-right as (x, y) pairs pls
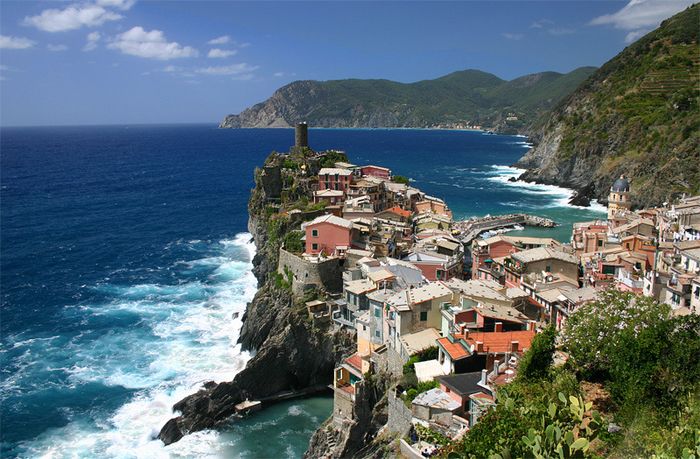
(1, 126), (605, 458)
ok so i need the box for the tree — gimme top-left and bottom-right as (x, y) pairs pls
(391, 175), (410, 185)
(518, 325), (557, 380)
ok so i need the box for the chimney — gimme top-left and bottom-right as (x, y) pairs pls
(494, 322), (503, 332)
(511, 341), (519, 352)
(476, 341), (484, 352)
(480, 369), (487, 385)
(295, 122), (308, 148)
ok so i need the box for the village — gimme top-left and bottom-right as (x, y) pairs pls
(259, 124), (700, 457)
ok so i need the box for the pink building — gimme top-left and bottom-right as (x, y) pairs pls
(318, 168), (353, 193)
(302, 214), (354, 256)
(360, 165), (391, 179)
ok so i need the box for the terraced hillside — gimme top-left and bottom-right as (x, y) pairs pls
(519, 4), (699, 208)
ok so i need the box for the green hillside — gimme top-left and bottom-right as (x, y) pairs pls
(519, 4), (699, 207)
(219, 67), (596, 132)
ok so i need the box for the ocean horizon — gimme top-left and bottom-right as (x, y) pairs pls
(1, 126), (606, 458)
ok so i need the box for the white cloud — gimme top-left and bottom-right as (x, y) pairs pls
(0, 35), (36, 49)
(273, 72), (285, 77)
(47, 44), (69, 51)
(108, 26), (198, 60)
(502, 33), (523, 41)
(530, 19), (554, 29)
(625, 29), (650, 43)
(207, 48), (237, 58)
(590, 0), (694, 30)
(162, 65), (182, 72)
(83, 31), (101, 51)
(548, 27), (575, 36)
(195, 63), (258, 76)
(96, 0), (136, 10)
(23, 4), (122, 32)
(208, 35), (230, 45)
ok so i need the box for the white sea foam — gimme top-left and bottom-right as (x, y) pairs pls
(487, 165), (607, 212)
(17, 232), (257, 458)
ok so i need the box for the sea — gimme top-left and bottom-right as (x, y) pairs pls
(0, 125), (606, 458)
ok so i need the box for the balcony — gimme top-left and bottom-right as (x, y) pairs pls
(332, 310), (355, 328)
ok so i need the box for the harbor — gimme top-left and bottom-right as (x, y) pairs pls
(453, 213), (557, 244)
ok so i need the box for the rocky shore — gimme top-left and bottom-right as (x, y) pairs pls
(157, 151), (354, 446)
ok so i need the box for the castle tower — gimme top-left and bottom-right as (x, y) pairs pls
(295, 122), (308, 148)
(607, 174), (631, 221)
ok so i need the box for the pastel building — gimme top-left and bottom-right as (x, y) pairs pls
(302, 214), (354, 256)
(318, 168), (353, 193)
(360, 165), (391, 179)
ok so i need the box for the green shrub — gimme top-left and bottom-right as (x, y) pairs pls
(518, 325), (557, 381)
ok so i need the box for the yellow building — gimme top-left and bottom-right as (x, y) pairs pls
(608, 175), (631, 222)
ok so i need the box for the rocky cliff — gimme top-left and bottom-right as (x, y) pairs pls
(219, 68), (596, 132)
(158, 149), (354, 445)
(517, 5), (699, 208)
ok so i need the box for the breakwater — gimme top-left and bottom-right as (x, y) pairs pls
(454, 213), (556, 244)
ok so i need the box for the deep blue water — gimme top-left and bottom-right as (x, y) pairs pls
(0, 125), (605, 458)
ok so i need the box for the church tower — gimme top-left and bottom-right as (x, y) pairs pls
(607, 175), (631, 221)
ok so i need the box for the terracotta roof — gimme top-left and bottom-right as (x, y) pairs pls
(382, 206), (412, 218)
(462, 330), (536, 354)
(345, 353), (363, 372)
(437, 336), (470, 361)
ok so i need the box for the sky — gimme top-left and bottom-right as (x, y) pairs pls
(0, 0), (694, 126)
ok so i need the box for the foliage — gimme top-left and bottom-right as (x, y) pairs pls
(535, 4), (699, 205)
(283, 230), (304, 253)
(518, 325), (556, 381)
(232, 67), (595, 131)
(391, 175), (410, 185)
(402, 346), (439, 375)
(319, 150), (349, 168)
(273, 266), (294, 291)
(415, 423), (451, 447)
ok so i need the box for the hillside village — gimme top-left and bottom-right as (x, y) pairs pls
(249, 124), (700, 457)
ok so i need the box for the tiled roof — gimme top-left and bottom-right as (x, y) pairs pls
(407, 281), (452, 304)
(438, 372), (483, 396)
(319, 167), (353, 176)
(301, 214), (354, 230)
(382, 206), (412, 218)
(345, 353), (363, 372)
(511, 247), (578, 265)
(463, 330), (536, 353)
(437, 336), (470, 361)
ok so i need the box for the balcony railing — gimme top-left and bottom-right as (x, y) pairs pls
(332, 311), (355, 328)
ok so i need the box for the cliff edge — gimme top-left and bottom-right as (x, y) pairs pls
(158, 148), (354, 445)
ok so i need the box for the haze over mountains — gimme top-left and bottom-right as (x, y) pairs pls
(219, 67), (596, 132)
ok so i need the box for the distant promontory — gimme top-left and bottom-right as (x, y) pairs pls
(218, 67), (596, 133)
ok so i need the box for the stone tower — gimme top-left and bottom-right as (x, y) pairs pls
(295, 122), (308, 148)
(607, 174), (631, 221)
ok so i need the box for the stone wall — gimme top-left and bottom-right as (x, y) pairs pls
(278, 248), (345, 294)
(386, 389), (412, 436)
(386, 345), (406, 378)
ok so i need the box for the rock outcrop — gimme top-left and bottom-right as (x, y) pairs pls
(157, 150), (354, 446)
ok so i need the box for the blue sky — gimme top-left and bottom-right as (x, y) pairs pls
(0, 0), (694, 126)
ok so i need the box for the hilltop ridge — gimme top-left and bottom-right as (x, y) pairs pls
(219, 67), (596, 133)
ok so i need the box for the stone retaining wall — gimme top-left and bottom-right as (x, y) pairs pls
(278, 248), (344, 294)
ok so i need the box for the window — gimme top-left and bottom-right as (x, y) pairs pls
(375, 330), (381, 338)
(545, 265), (552, 272)
(312, 243), (318, 251)
(334, 183), (339, 191)
(335, 368), (343, 380)
(374, 307), (381, 318)
(420, 311), (428, 321)
(597, 240), (603, 247)
(312, 229), (318, 237)
(436, 270), (443, 280)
